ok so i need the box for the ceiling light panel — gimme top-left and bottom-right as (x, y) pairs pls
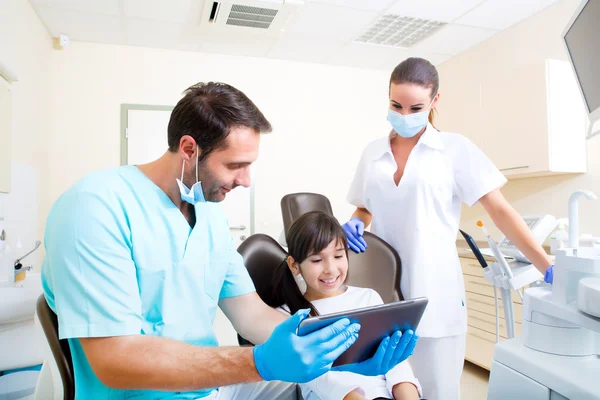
(355, 14), (446, 48)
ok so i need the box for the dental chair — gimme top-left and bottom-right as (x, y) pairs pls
(280, 192), (403, 302)
(237, 189), (405, 399)
(237, 191), (404, 328)
(36, 294), (74, 400)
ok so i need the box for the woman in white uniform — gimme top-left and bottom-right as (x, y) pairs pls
(343, 57), (553, 400)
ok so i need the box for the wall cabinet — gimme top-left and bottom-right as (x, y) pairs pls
(437, 59), (587, 179)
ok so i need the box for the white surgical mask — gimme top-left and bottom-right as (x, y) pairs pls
(176, 147), (206, 205)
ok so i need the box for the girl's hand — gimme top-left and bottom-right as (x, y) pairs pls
(343, 389), (367, 400)
(392, 382), (419, 400)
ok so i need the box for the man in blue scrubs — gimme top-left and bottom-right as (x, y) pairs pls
(41, 82), (417, 399)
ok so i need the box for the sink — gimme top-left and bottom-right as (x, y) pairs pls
(0, 273), (43, 325)
(0, 272), (46, 371)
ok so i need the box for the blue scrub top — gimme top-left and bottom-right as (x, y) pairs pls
(41, 166), (256, 399)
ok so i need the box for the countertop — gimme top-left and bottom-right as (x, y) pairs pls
(455, 239), (552, 262)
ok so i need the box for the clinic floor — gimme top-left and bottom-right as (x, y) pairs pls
(460, 362), (490, 400)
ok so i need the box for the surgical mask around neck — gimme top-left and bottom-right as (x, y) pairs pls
(387, 98), (435, 138)
(176, 147), (206, 205)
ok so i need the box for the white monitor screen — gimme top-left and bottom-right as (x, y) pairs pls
(564, 0), (600, 114)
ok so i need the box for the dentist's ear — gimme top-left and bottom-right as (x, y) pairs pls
(178, 135), (199, 160)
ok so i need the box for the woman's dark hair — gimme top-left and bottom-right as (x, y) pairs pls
(389, 57), (439, 126)
(272, 211), (348, 317)
(167, 82), (272, 163)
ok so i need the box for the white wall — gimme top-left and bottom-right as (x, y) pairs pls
(42, 0), (597, 249)
(0, 0), (51, 276)
(437, 0), (600, 243)
(46, 42), (392, 239)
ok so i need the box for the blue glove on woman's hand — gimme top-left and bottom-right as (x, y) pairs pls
(253, 309), (361, 383)
(333, 330), (418, 376)
(342, 218), (368, 253)
(544, 264), (554, 284)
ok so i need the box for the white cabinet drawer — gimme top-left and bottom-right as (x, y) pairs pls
(460, 258), (485, 277)
(468, 309), (522, 338)
(464, 275), (523, 304)
(465, 325), (497, 370)
(466, 292), (523, 322)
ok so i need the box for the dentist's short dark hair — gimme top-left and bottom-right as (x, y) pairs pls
(168, 82), (272, 162)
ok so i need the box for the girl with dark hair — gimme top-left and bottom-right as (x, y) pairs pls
(273, 212), (421, 400)
(342, 57), (553, 400)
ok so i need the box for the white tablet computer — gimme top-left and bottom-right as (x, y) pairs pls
(297, 297), (428, 367)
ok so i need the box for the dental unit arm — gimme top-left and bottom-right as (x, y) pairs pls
(460, 224), (543, 343)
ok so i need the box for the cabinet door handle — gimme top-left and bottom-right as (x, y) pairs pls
(468, 297), (501, 308)
(229, 225), (247, 231)
(500, 165), (529, 172)
(469, 331), (496, 344)
(468, 280), (488, 287)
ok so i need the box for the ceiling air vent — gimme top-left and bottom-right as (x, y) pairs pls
(355, 14), (446, 48)
(226, 5), (279, 29)
(201, 1), (303, 35)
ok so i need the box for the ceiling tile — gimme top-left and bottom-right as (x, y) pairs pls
(123, 0), (196, 23)
(412, 24), (498, 55)
(36, 8), (124, 43)
(284, 3), (378, 40)
(126, 19), (199, 51)
(29, 0), (120, 16)
(329, 43), (452, 73)
(268, 34), (347, 64)
(326, 42), (411, 71)
(456, 0), (560, 30)
(381, 51), (452, 70)
(309, 0), (395, 12)
(422, 53), (452, 66)
(386, 0), (487, 22)
(197, 34), (279, 59)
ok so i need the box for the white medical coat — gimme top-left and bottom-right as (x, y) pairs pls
(347, 124), (506, 337)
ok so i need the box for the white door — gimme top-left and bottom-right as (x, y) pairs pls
(124, 106), (252, 346)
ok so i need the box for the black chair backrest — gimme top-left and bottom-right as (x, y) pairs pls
(237, 233), (288, 309)
(36, 294), (75, 400)
(236, 234), (288, 345)
(281, 192), (334, 237)
(347, 231), (402, 302)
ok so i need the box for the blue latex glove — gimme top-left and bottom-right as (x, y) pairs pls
(333, 330), (418, 376)
(342, 218), (368, 253)
(253, 309), (361, 383)
(544, 264), (554, 284)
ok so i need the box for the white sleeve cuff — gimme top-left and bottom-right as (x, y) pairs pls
(301, 373), (361, 400)
(463, 170), (507, 207)
(385, 362), (422, 398)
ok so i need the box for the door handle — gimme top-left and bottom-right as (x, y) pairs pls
(229, 225), (246, 231)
